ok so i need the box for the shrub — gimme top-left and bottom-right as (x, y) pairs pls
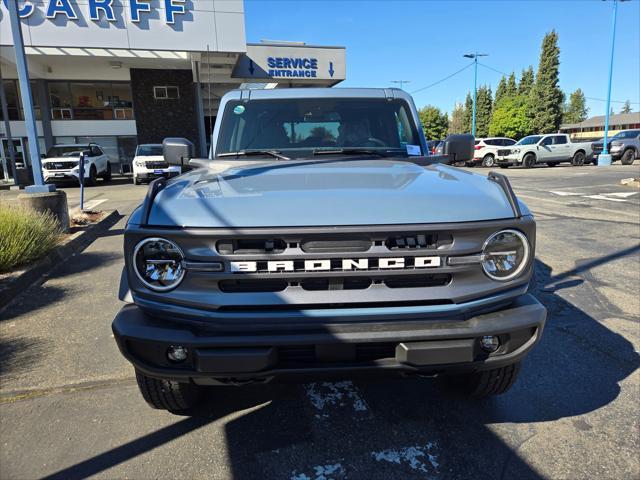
(0, 203), (62, 273)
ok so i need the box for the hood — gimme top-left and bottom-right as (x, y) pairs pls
(147, 159), (517, 227)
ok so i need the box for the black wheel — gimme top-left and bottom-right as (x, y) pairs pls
(442, 362), (521, 397)
(102, 162), (112, 182)
(621, 149), (635, 165)
(522, 153), (536, 169)
(571, 151), (585, 166)
(546, 162), (557, 167)
(86, 165), (97, 186)
(135, 370), (202, 411)
(482, 154), (496, 168)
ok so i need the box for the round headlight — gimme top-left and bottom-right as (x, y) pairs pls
(481, 230), (530, 281)
(133, 238), (185, 291)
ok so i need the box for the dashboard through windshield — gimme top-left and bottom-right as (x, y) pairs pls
(216, 98), (422, 158)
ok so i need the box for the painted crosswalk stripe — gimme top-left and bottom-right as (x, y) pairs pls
(80, 199), (108, 210)
(584, 195), (628, 203)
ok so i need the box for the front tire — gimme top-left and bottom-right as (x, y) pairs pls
(135, 371), (203, 411)
(86, 165), (97, 186)
(102, 162), (112, 182)
(482, 154), (496, 168)
(571, 151), (585, 166)
(522, 153), (536, 169)
(443, 362), (522, 397)
(621, 149), (636, 165)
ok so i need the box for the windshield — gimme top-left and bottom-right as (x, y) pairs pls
(516, 136), (542, 145)
(136, 145), (164, 156)
(611, 130), (640, 140)
(45, 146), (88, 158)
(216, 98), (422, 158)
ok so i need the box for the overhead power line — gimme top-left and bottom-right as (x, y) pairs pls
(478, 62), (639, 106)
(411, 63), (473, 94)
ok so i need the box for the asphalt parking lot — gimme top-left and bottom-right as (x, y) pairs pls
(1, 163), (639, 479)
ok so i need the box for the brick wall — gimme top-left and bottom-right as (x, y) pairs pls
(130, 69), (200, 152)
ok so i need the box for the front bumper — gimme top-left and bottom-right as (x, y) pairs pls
(496, 155), (520, 166)
(44, 170), (81, 182)
(134, 167), (181, 182)
(112, 294), (546, 384)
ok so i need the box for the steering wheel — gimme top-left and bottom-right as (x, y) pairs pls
(364, 137), (386, 147)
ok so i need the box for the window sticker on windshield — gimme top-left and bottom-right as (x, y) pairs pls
(406, 144), (421, 156)
(233, 105), (245, 115)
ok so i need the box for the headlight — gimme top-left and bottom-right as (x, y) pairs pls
(135, 160), (146, 167)
(133, 238), (185, 291)
(513, 149), (520, 154)
(481, 230), (530, 281)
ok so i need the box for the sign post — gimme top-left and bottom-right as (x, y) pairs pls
(79, 152), (86, 212)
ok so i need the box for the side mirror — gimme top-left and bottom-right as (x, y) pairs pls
(163, 137), (193, 167)
(442, 134), (474, 163)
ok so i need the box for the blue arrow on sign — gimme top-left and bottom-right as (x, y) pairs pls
(248, 60), (255, 75)
(328, 62), (334, 77)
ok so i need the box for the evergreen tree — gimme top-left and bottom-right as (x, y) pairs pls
(489, 95), (531, 139)
(529, 31), (564, 133)
(506, 72), (518, 97)
(494, 76), (507, 106)
(518, 66), (535, 96)
(418, 105), (449, 140)
(475, 85), (493, 138)
(463, 92), (473, 133)
(449, 102), (466, 134)
(563, 88), (588, 124)
(621, 100), (632, 114)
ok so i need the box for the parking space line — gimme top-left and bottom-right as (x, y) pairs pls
(77, 199), (108, 210)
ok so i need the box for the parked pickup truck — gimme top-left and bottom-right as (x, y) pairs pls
(591, 129), (640, 165)
(496, 133), (593, 168)
(112, 88), (546, 413)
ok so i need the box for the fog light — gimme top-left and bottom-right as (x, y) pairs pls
(480, 335), (500, 353)
(167, 345), (188, 362)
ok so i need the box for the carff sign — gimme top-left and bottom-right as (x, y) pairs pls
(0, 0), (246, 53)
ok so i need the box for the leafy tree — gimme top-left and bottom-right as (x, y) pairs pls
(506, 72), (518, 97)
(529, 31), (564, 133)
(621, 100), (632, 114)
(418, 105), (449, 140)
(463, 92), (473, 133)
(448, 102), (466, 134)
(489, 95), (531, 139)
(518, 66), (535, 96)
(475, 85), (493, 137)
(309, 126), (336, 142)
(494, 76), (507, 106)
(563, 88), (588, 124)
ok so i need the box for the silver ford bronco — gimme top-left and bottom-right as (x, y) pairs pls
(112, 88), (547, 412)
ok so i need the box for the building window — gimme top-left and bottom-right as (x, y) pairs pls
(49, 82), (134, 120)
(153, 86), (179, 100)
(0, 80), (41, 120)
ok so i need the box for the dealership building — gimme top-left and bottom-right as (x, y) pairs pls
(0, 0), (346, 176)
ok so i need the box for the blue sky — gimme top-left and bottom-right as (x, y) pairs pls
(245, 0), (640, 117)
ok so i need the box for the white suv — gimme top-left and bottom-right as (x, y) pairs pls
(471, 137), (517, 167)
(42, 144), (111, 185)
(132, 144), (182, 185)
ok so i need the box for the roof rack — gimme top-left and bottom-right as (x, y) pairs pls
(487, 171), (522, 218)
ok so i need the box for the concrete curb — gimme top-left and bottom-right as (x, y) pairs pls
(0, 209), (121, 310)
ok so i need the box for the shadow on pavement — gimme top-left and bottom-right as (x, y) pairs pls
(0, 335), (53, 381)
(29, 253), (640, 479)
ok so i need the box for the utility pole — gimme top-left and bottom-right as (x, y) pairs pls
(463, 52), (488, 137)
(391, 80), (411, 90)
(599, 0), (628, 167)
(7, 0), (53, 192)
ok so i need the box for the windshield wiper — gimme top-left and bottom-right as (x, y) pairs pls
(312, 148), (390, 157)
(217, 150), (290, 160)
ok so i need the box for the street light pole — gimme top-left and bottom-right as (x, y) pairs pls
(463, 52), (488, 138)
(7, 0), (53, 192)
(599, 0), (627, 167)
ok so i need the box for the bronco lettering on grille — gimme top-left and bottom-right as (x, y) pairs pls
(229, 257), (441, 273)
